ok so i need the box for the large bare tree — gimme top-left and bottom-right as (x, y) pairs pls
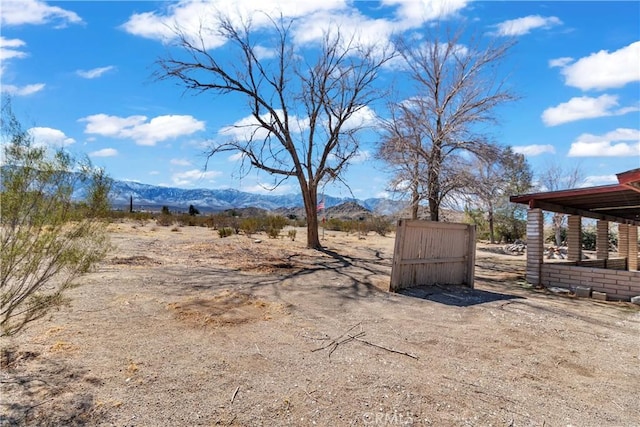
(380, 29), (516, 221)
(156, 15), (390, 249)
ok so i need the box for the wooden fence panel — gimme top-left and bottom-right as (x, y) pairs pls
(390, 220), (476, 291)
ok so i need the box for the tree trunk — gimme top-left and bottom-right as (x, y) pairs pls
(301, 182), (322, 249)
(306, 207), (321, 249)
(553, 213), (564, 246)
(488, 208), (495, 244)
(427, 164), (440, 221)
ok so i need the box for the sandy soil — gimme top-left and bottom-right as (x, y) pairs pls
(2, 221), (639, 426)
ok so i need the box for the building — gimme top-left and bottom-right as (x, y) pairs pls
(510, 168), (640, 301)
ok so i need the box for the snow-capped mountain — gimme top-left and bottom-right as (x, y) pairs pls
(109, 179), (401, 214)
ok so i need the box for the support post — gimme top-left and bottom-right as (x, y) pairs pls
(596, 220), (609, 260)
(526, 208), (543, 286)
(629, 225), (638, 271)
(567, 215), (582, 262)
(619, 224), (629, 268)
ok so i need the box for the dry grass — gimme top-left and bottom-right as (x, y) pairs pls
(167, 290), (289, 327)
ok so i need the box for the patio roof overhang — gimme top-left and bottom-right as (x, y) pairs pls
(510, 168), (640, 226)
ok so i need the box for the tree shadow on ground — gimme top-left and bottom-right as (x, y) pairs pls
(0, 347), (105, 426)
(395, 285), (525, 307)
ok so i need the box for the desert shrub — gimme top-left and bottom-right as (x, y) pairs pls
(218, 227), (234, 238)
(265, 215), (288, 238)
(202, 216), (216, 228)
(267, 215), (288, 231)
(156, 214), (174, 227)
(267, 227), (281, 239)
(287, 229), (297, 241)
(367, 216), (392, 236)
(545, 227), (567, 245)
(175, 213), (202, 227)
(325, 218), (346, 231)
(494, 213), (526, 243)
(292, 218), (307, 228)
(0, 100), (111, 336)
(582, 226), (597, 251)
(240, 218), (259, 236)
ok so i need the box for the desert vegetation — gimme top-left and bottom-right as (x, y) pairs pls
(0, 100), (111, 337)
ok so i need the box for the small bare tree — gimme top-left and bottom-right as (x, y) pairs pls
(380, 28), (516, 221)
(462, 147), (532, 243)
(156, 15), (391, 249)
(1, 100), (111, 336)
(538, 162), (583, 246)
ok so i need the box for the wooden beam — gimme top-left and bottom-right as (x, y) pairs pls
(529, 200), (640, 226)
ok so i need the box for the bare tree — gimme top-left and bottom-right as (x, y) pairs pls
(538, 162), (583, 246)
(380, 28), (516, 221)
(462, 147), (532, 243)
(377, 104), (427, 219)
(156, 15), (390, 249)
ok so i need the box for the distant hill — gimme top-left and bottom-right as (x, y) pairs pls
(108, 179), (404, 216)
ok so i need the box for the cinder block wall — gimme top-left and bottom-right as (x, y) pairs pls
(541, 263), (640, 300)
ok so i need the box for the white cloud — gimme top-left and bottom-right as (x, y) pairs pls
(548, 57), (573, 68)
(0, 36), (27, 60)
(0, 37), (46, 96)
(512, 144), (556, 156)
(1, 0), (83, 27)
(239, 182), (295, 195)
(219, 110), (310, 141)
(227, 152), (245, 162)
(556, 41), (640, 90)
(582, 175), (618, 187)
(170, 158), (192, 166)
(172, 169), (221, 186)
(80, 113), (205, 146)
(382, 0), (468, 26)
(28, 126), (75, 147)
(351, 150), (371, 163)
(76, 66), (115, 79)
(541, 94), (638, 126)
(122, 0), (468, 51)
(342, 105), (379, 131)
(122, 0), (349, 49)
(2, 83), (45, 96)
(89, 148), (118, 157)
(492, 15), (562, 37)
(568, 128), (640, 157)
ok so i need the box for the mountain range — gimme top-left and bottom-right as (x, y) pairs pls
(109, 179), (402, 215)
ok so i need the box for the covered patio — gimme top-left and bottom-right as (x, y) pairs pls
(510, 168), (640, 301)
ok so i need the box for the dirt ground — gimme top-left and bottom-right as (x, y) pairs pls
(2, 221), (639, 426)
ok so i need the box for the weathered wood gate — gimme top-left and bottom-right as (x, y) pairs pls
(390, 220), (476, 292)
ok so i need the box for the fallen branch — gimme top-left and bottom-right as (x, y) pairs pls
(231, 386), (239, 403)
(311, 322), (362, 353)
(310, 322), (418, 360)
(348, 334), (419, 360)
(328, 331), (365, 358)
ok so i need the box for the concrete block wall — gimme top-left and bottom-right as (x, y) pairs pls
(541, 263), (640, 300)
(576, 258), (627, 270)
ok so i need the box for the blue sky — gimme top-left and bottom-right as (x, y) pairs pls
(2, 0), (639, 200)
